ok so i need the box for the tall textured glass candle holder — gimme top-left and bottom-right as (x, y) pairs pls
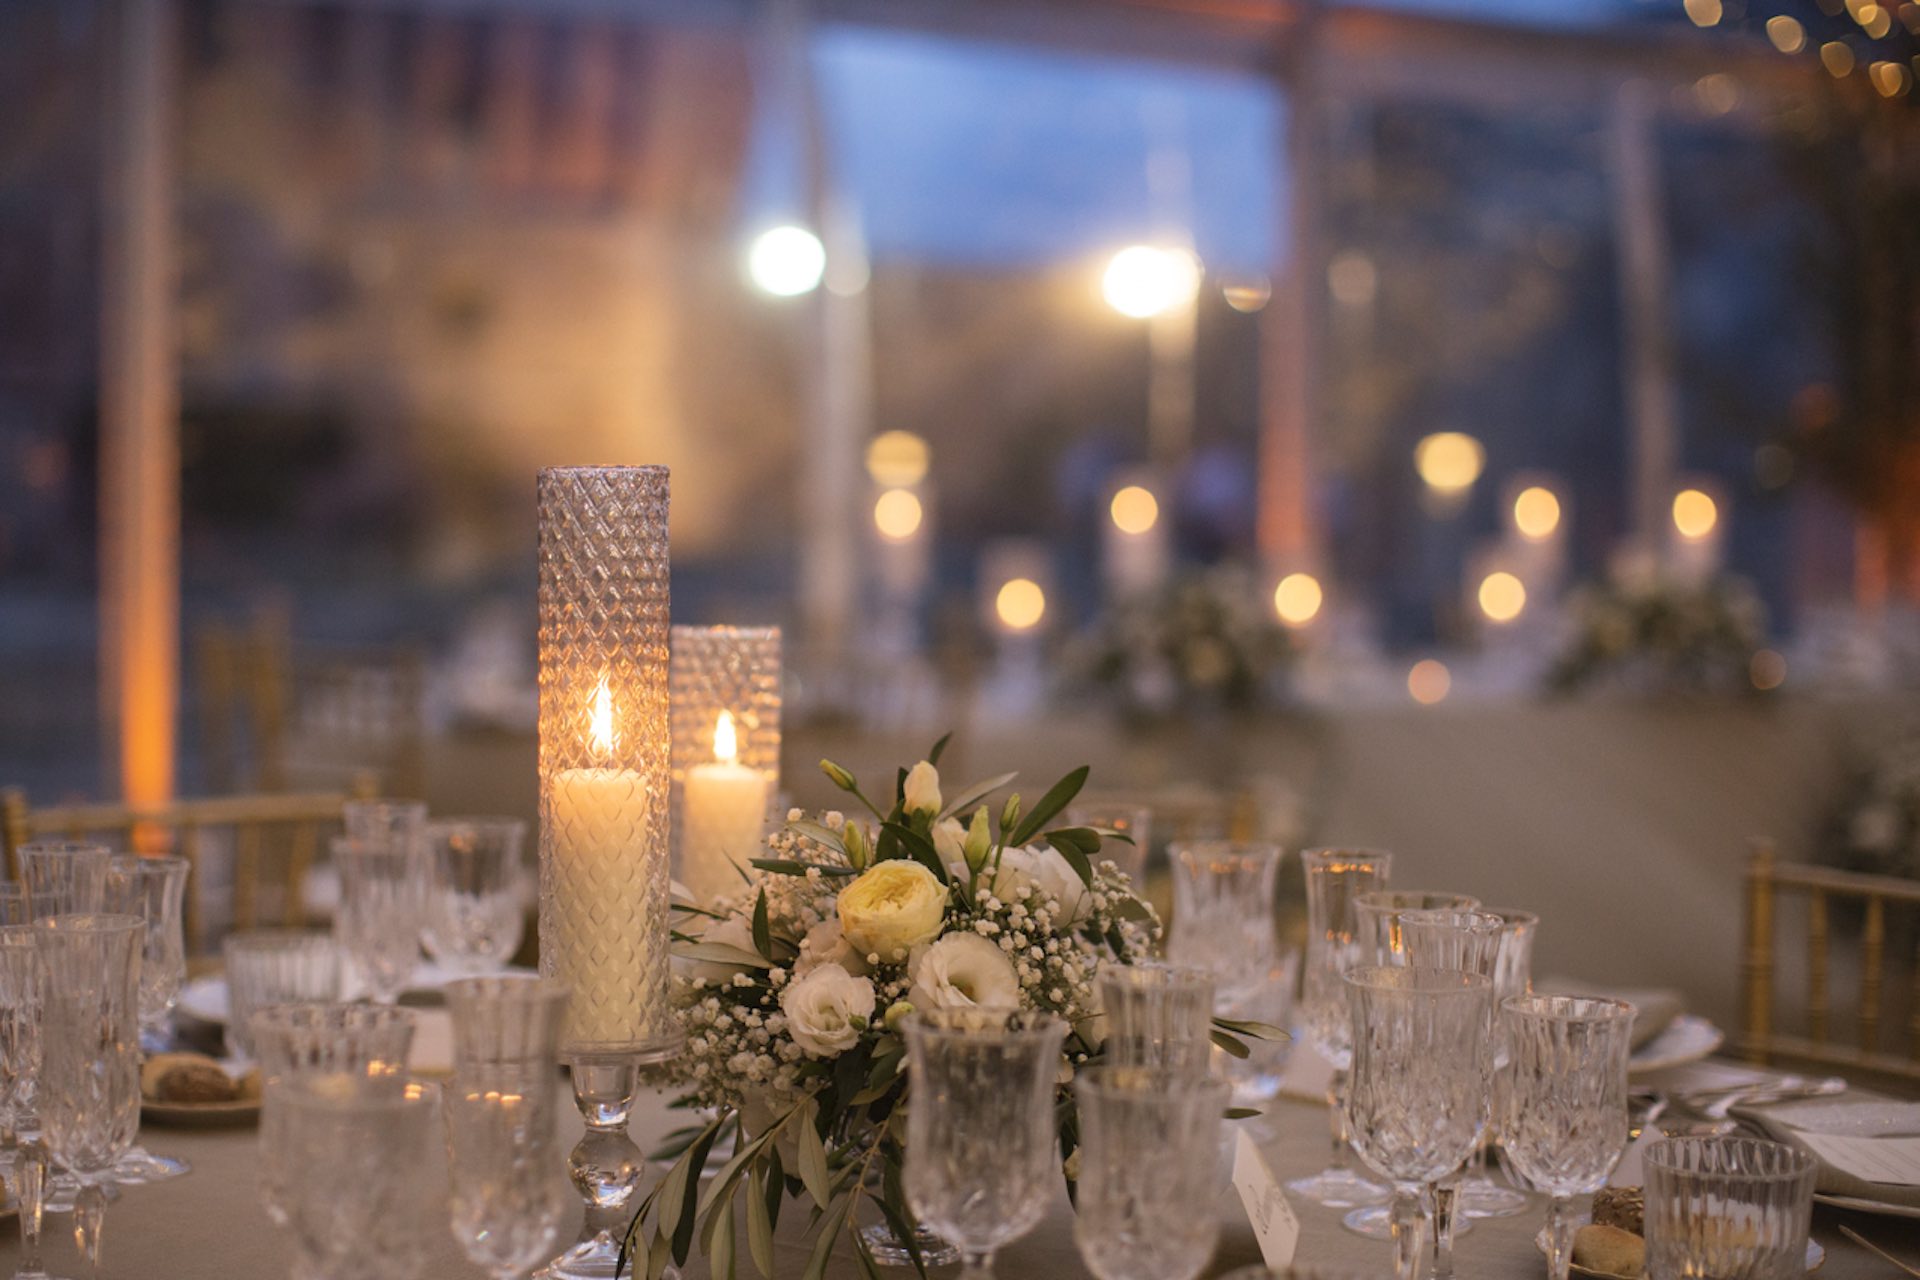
(669, 625), (781, 906)
(536, 467), (684, 1280)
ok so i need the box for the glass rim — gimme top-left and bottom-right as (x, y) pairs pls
(223, 927), (335, 953)
(1343, 964), (1492, 994)
(1501, 993), (1636, 1023)
(900, 1007), (1064, 1041)
(1096, 961), (1213, 992)
(1475, 907), (1541, 930)
(670, 623), (780, 640)
(17, 840), (113, 857)
(330, 836), (419, 859)
(1644, 1135), (1818, 1180)
(539, 464), (669, 480)
(1073, 1064), (1231, 1102)
(343, 799), (428, 815)
(34, 911), (144, 937)
(1354, 889), (1480, 911)
(271, 1074), (442, 1116)
(108, 853), (189, 871)
(1397, 907), (1503, 932)
(247, 1001), (418, 1033)
(424, 816), (528, 836)
(1300, 846), (1394, 870)
(1169, 840), (1285, 863)
(444, 974), (570, 1005)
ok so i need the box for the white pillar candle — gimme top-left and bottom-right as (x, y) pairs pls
(681, 710), (770, 905)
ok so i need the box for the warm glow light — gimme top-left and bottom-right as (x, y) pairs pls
(1767, 15), (1807, 50)
(1102, 246), (1200, 319)
(589, 677), (615, 758)
(1672, 488), (1719, 540)
(874, 488), (924, 540)
(865, 431), (930, 486)
(713, 710), (738, 764)
(1110, 486), (1160, 535)
(1273, 573), (1324, 627)
(995, 578), (1046, 631)
(1821, 42), (1857, 77)
(1414, 432), (1486, 495)
(747, 225), (826, 297)
(1221, 275), (1271, 312)
(1871, 60), (1911, 95)
(1860, 2), (1895, 35)
(1478, 572), (1527, 624)
(1750, 649), (1788, 692)
(1685, 0), (1723, 25)
(1328, 252), (1379, 307)
(1408, 659), (1451, 705)
(1513, 487), (1562, 540)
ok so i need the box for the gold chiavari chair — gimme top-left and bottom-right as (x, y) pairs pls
(1742, 838), (1920, 1083)
(1, 776), (376, 953)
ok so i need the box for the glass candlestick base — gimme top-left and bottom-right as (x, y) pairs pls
(540, 1045), (682, 1280)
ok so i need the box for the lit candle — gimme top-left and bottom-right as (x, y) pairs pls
(548, 677), (655, 1046)
(680, 710), (770, 905)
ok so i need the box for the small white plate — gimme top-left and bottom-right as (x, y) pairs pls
(1813, 1191), (1920, 1220)
(1629, 1015), (1725, 1076)
(1536, 1222), (1825, 1276)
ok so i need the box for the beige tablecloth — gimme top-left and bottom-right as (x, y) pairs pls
(2, 1086), (1911, 1279)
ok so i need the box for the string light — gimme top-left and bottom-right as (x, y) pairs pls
(1513, 487), (1562, 540)
(865, 431), (930, 487)
(995, 579), (1046, 631)
(1408, 660), (1451, 705)
(1102, 247), (1200, 319)
(747, 226), (826, 297)
(873, 489), (923, 541)
(1414, 433), (1485, 495)
(1478, 572), (1527, 624)
(1684, 0), (1723, 25)
(1672, 489), (1718, 541)
(1767, 14), (1807, 50)
(1273, 573), (1324, 627)
(1821, 42), (1857, 77)
(1750, 649), (1788, 692)
(1109, 486), (1160, 535)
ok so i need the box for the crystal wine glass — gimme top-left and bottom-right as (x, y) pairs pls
(444, 974), (567, 1075)
(1096, 963), (1214, 1073)
(1168, 842), (1293, 1104)
(1343, 966), (1492, 1280)
(342, 799), (429, 850)
(0, 925), (52, 1280)
(102, 855), (193, 1182)
(1288, 848), (1393, 1208)
(902, 1008), (1068, 1280)
(1073, 1066), (1230, 1280)
(1352, 891), (1481, 969)
(332, 835), (426, 1004)
(1642, 1137), (1816, 1280)
(36, 913), (145, 1280)
(19, 841), (110, 920)
(274, 1072), (443, 1280)
(1501, 994), (1635, 1280)
(222, 930), (342, 1062)
(249, 1002), (418, 1226)
(422, 819), (529, 977)
(445, 1077), (570, 1279)
(1458, 907), (1537, 1220)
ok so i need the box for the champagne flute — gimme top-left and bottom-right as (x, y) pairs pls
(103, 855), (192, 1182)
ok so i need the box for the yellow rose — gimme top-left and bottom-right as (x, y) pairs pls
(837, 860), (948, 963)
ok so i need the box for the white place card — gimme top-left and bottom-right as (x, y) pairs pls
(1233, 1127), (1301, 1270)
(1793, 1132), (1920, 1187)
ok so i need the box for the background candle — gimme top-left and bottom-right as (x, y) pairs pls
(681, 710), (770, 904)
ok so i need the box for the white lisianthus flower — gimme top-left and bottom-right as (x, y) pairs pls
(932, 817), (968, 874)
(779, 963), (876, 1058)
(1021, 843), (1093, 926)
(795, 918), (867, 977)
(678, 915), (760, 984)
(907, 932), (1020, 1011)
(837, 860), (948, 963)
(903, 760), (942, 816)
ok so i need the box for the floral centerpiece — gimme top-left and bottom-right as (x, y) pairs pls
(618, 740), (1272, 1280)
(1546, 567), (1768, 696)
(1067, 565), (1296, 722)
(1828, 727), (1920, 880)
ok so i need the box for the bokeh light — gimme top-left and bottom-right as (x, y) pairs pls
(1821, 42), (1857, 77)
(1750, 649), (1788, 692)
(873, 489), (923, 541)
(1221, 275), (1271, 313)
(1767, 14), (1807, 50)
(1513, 487), (1562, 540)
(995, 578), (1047, 631)
(1109, 486), (1159, 534)
(746, 225), (826, 297)
(1684, 0), (1723, 25)
(1414, 433), (1486, 495)
(1672, 488), (1718, 540)
(1478, 571), (1527, 624)
(1102, 246), (1200, 319)
(1273, 573), (1324, 627)
(1408, 659), (1452, 705)
(865, 430), (930, 487)
(1328, 251), (1379, 307)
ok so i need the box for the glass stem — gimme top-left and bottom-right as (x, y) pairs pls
(1430, 1180), (1457, 1279)
(1327, 1068), (1351, 1173)
(958, 1250), (995, 1280)
(73, 1182), (106, 1279)
(1389, 1185), (1427, 1280)
(1545, 1194), (1577, 1280)
(17, 1139), (46, 1275)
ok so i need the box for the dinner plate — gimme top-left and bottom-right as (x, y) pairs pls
(1812, 1191), (1920, 1220)
(1767, 1099), (1920, 1138)
(141, 1096), (262, 1128)
(1628, 1015), (1725, 1075)
(1536, 1222), (1825, 1276)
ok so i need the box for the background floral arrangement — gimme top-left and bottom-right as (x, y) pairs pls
(1546, 567), (1768, 696)
(619, 740), (1271, 1280)
(1827, 726), (1920, 880)
(1066, 565), (1296, 721)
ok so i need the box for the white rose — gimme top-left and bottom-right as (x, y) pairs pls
(904, 760), (942, 816)
(677, 915), (759, 984)
(779, 963), (876, 1058)
(907, 932), (1020, 1012)
(795, 918), (867, 977)
(983, 845), (1090, 926)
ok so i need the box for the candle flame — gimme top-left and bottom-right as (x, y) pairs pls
(714, 709), (738, 765)
(589, 677), (615, 759)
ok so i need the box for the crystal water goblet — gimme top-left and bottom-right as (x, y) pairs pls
(249, 1002), (418, 1226)
(0, 882), (27, 925)
(1097, 963), (1215, 1072)
(1642, 1137), (1816, 1280)
(1343, 966), (1492, 1280)
(275, 1072), (443, 1280)
(444, 974), (567, 1075)
(332, 836), (426, 1004)
(902, 1008), (1067, 1280)
(19, 842), (110, 921)
(445, 1076), (570, 1279)
(102, 855), (193, 1182)
(422, 819), (529, 976)
(1458, 907), (1537, 1220)
(222, 929), (341, 1061)
(1169, 842), (1293, 1103)
(0, 925), (52, 1280)
(1352, 891), (1481, 968)
(36, 913), (145, 1280)
(1065, 801), (1153, 883)
(1289, 848), (1393, 1209)
(1501, 994), (1635, 1280)
(342, 799), (429, 850)
(1073, 1066), (1230, 1280)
